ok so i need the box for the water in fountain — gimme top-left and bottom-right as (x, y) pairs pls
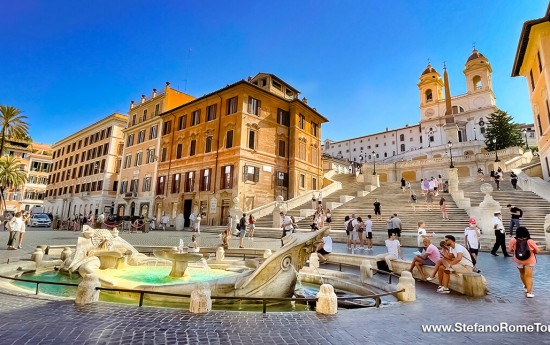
(290, 264), (303, 293)
(178, 239), (185, 253)
(313, 267), (326, 285)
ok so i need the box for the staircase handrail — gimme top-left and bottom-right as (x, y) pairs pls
(517, 171), (550, 203)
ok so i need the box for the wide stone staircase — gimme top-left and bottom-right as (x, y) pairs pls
(459, 174), (550, 244)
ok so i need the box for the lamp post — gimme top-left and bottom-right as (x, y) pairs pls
(473, 127), (477, 140)
(447, 141), (454, 168)
(372, 150), (377, 175)
(493, 138), (500, 162)
(522, 128), (529, 150)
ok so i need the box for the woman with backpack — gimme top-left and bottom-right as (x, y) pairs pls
(508, 226), (540, 298)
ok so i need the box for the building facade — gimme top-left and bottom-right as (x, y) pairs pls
(512, 4), (550, 179)
(324, 50), (532, 181)
(43, 113), (127, 219)
(114, 83), (195, 218)
(155, 73), (327, 226)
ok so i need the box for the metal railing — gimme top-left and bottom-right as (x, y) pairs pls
(0, 274), (403, 313)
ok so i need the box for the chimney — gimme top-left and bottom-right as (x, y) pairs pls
(302, 97), (308, 104)
(130, 101), (135, 109)
(165, 81), (170, 88)
(152, 88), (157, 97)
(141, 95), (146, 104)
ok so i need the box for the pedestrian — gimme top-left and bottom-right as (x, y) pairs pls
(356, 216), (365, 249)
(416, 221), (433, 252)
(401, 177), (406, 192)
(344, 215), (352, 248)
(348, 216), (359, 250)
(247, 214), (255, 240)
(410, 191), (417, 212)
(373, 199), (381, 220)
(18, 212), (30, 249)
(464, 218), (481, 272)
(238, 213), (247, 248)
(478, 168), (484, 181)
(6, 212), (22, 250)
(494, 168), (502, 190)
(391, 213), (402, 238)
(490, 212), (511, 257)
(507, 204), (523, 237)
(221, 226), (230, 249)
(422, 178), (430, 195)
(317, 191), (323, 207)
(386, 215), (394, 238)
(510, 171), (518, 189)
(435, 235), (474, 294)
(88, 212), (95, 227)
(364, 215), (373, 250)
(161, 213), (170, 231)
(325, 209), (332, 227)
(188, 211), (196, 231)
(426, 190), (434, 210)
(508, 226), (540, 298)
(280, 211), (293, 247)
(439, 197), (448, 220)
(195, 213), (202, 234)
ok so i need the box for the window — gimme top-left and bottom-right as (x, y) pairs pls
(120, 180), (128, 194)
(248, 130), (256, 150)
(205, 136), (213, 153)
(156, 176), (166, 195)
(200, 168), (211, 191)
(278, 140), (287, 157)
(162, 120), (172, 135)
(276, 171), (289, 187)
(191, 110), (201, 126)
(135, 152), (142, 166)
(161, 147), (167, 162)
(299, 114), (305, 129)
(206, 104), (217, 121)
(299, 174), (305, 188)
(143, 109), (148, 121)
(400, 134), (405, 141)
(248, 97), (261, 115)
(131, 115), (136, 126)
(311, 122), (318, 137)
(537, 114), (542, 135)
(226, 96), (238, 115)
(221, 165), (233, 189)
(244, 165), (260, 182)
(226, 130), (234, 148)
(130, 179), (139, 193)
(126, 134), (134, 147)
(530, 69), (535, 91)
(312, 177), (317, 190)
(299, 141), (306, 160)
(142, 177), (151, 192)
(189, 140), (196, 156)
(171, 173), (181, 193)
(138, 130), (145, 143)
(537, 51), (543, 73)
(176, 143), (183, 159)
(146, 148), (156, 163)
(312, 147), (318, 165)
(174, 114), (185, 131)
(124, 155), (132, 168)
(78, 140), (82, 149)
(155, 104), (160, 116)
(400, 144), (406, 152)
(185, 172), (195, 192)
(150, 125), (158, 140)
(277, 109), (290, 126)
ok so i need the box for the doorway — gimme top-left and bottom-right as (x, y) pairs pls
(183, 199), (192, 227)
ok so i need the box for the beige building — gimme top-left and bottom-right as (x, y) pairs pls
(43, 113), (127, 219)
(2, 139), (52, 214)
(155, 73), (328, 226)
(115, 83), (194, 218)
(512, 4), (550, 179)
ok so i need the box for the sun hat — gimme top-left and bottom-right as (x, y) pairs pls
(469, 218), (476, 224)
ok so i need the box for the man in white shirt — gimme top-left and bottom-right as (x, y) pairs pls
(382, 233), (401, 271)
(280, 211), (294, 247)
(490, 212), (511, 257)
(436, 235), (473, 293)
(316, 235), (332, 263)
(188, 212), (196, 231)
(364, 215), (373, 249)
(161, 214), (170, 231)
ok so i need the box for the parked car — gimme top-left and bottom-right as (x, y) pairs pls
(28, 213), (52, 227)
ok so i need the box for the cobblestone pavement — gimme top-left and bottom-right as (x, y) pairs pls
(0, 227), (549, 344)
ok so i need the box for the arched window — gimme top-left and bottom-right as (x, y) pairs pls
(399, 134), (405, 141)
(425, 89), (433, 101)
(473, 75), (482, 89)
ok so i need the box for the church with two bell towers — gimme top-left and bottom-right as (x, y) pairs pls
(323, 49), (530, 182)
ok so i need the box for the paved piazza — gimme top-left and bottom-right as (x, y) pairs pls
(1, 227), (549, 344)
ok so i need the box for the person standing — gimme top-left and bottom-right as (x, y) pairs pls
(325, 209), (332, 227)
(317, 191), (323, 207)
(386, 215), (394, 239)
(490, 212), (511, 257)
(6, 212), (22, 250)
(410, 191), (417, 212)
(510, 171), (518, 189)
(391, 213), (402, 238)
(247, 214), (255, 240)
(464, 218), (481, 272)
(18, 212), (30, 249)
(373, 199), (381, 220)
(507, 204), (523, 237)
(188, 211), (196, 231)
(426, 190), (434, 210)
(280, 212), (293, 247)
(238, 213), (247, 248)
(364, 215), (373, 250)
(355, 216), (365, 249)
(161, 213), (170, 231)
(508, 226), (540, 298)
(416, 221), (433, 252)
(195, 213), (202, 234)
(494, 168), (502, 190)
(439, 197), (448, 220)
(400, 177), (406, 192)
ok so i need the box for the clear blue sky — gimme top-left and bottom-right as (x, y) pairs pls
(1, 0), (547, 144)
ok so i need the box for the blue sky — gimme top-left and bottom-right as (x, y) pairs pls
(1, 0), (547, 144)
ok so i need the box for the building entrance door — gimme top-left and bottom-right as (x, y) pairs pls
(183, 199), (192, 228)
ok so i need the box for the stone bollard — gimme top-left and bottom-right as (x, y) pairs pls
(189, 282), (212, 313)
(309, 253), (320, 269)
(215, 247), (225, 262)
(263, 249), (272, 258)
(360, 260), (373, 282)
(60, 247), (73, 261)
(396, 271), (416, 302)
(316, 284), (337, 315)
(75, 273), (100, 305)
(31, 248), (44, 265)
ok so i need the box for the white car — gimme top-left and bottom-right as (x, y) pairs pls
(28, 214), (52, 227)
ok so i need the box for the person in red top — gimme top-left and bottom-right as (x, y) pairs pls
(508, 226), (540, 298)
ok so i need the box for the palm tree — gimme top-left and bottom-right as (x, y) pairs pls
(0, 156), (27, 212)
(0, 105), (30, 156)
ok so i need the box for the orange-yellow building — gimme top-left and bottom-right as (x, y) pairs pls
(512, 3), (550, 179)
(155, 73), (328, 226)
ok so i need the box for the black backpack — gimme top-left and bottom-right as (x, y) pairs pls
(347, 219), (355, 232)
(514, 238), (531, 261)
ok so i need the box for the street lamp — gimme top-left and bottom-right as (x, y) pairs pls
(447, 141), (454, 168)
(473, 127), (477, 140)
(522, 128), (529, 150)
(372, 150), (377, 175)
(493, 138), (500, 162)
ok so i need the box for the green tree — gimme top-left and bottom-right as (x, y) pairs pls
(0, 105), (30, 156)
(0, 156), (27, 212)
(483, 109), (523, 151)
